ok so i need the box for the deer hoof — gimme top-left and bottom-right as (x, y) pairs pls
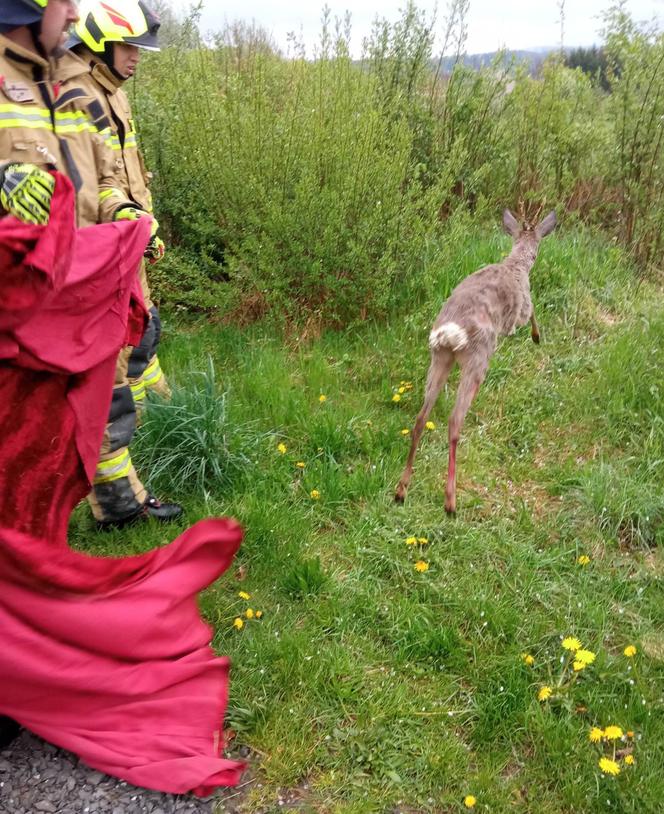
(532, 333), (540, 345)
(444, 502), (456, 516)
(394, 487), (406, 504)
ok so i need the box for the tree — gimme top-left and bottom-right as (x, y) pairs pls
(151, 0), (200, 49)
(565, 46), (611, 90)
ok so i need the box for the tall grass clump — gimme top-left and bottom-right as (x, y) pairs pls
(133, 359), (256, 495)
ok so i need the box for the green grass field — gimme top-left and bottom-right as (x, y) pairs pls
(70, 225), (664, 813)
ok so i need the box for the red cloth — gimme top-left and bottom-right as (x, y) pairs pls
(0, 172), (150, 482)
(0, 173), (244, 795)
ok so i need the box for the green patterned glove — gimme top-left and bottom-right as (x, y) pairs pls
(0, 164), (55, 226)
(113, 206), (157, 234)
(113, 206), (163, 260)
(145, 235), (165, 265)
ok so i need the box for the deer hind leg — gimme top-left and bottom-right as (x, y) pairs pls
(531, 311), (540, 344)
(445, 355), (489, 515)
(395, 349), (455, 503)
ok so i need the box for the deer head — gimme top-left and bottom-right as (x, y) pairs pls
(503, 209), (557, 242)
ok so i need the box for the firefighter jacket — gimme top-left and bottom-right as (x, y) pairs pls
(54, 50), (137, 222)
(0, 36), (129, 227)
(60, 51), (153, 215)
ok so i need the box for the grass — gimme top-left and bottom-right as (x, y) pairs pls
(69, 224), (664, 813)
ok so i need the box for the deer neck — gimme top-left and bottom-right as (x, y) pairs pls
(506, 239), (539, 275)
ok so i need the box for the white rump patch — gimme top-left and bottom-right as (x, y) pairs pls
(429, 322), (468, 352)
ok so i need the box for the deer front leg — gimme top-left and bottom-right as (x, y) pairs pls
(531, 311), (540, 344)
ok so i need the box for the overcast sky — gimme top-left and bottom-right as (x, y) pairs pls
(171, 0), (664, 55)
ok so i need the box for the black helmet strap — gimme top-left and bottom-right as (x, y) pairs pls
(27, 19), (46, 59)
(101, 42), (127, 83)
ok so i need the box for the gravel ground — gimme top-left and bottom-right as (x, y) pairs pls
(0, 733), (253, 814)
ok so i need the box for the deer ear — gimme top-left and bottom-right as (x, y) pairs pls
(503, 209), (521, 238)
(535, 210), (557, 239)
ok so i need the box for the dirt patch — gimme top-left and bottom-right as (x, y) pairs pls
(462, 475), (561, 522)
(643, 551), (664, 575)
(641, 634), (664, 663)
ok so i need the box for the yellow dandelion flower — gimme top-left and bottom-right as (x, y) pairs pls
(537, 686), (553, 702)
(238, 591), (251, 600)
(599, 758), (621, 776)
(233, 618), (244, 630)
(405, 536), (418, 546)
(415, 561), (430, 573)
(577, 555), (591, 566)
(562, 637), (582, 652)
(425, 421), (436, 430)
(310, 489), (321, 500)
(589, 727), (604, 743)
(522, 653), (535, 667)
(418, 537), (429, 545)
(319, 394), (327, 403)
(277, 443), (287, 455)
(296, 461), (306, 469)
(464, 796), (477, 809)
(255, 611), (264, 619)
(626, 731), (635, 739)
(398, 387), (406, 395)
(392, 394), (402, 403)
(573, 661), (587, 672)
(624, 755), (635, 766)
(245, 609), (255, 620)
(575, 650), (596, 666)
(624, 645), (637, 658)
(401, 428), (410, 436)
(538, 686), (553, 702)
(603, 726), (623, 741)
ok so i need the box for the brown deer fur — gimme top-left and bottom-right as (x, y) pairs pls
(394, 209), (557, 514)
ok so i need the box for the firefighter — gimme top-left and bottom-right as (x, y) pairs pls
(0, 0), (108, 229)
(59, 0), (182, 529)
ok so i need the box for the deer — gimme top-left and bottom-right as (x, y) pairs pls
(394, 208), (557, 514)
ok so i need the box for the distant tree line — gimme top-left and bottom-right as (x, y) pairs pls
(565, 46), (611, 90)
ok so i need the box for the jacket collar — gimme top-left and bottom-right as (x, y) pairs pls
(89, 55), (124, 94)
(53, 50), (91, 83)
(0, 33), (51, 79)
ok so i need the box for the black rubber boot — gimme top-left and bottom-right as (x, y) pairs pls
(96, 496), (183, 531)
(0, 716), (21, 749)
(144, 495), (183, 523)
